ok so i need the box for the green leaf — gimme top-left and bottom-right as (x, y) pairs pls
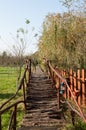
(25, 19), (30, 24)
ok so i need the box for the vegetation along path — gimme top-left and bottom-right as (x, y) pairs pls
(18, 66), (65, 130)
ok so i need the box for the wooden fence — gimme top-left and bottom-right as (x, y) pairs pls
(48, 61), (86, 122)
(62, 69), (86, 106)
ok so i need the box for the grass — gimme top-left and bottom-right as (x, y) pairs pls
(62, 103), (86, 130)
(0, 67), (17, 102)
(0, 66), (25, 130)
(63, 121), (86, 130)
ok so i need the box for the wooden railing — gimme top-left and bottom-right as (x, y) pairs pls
(46, 60), (86, 124)
(62, 69), (86, 106)
(0, 59), (31, 130)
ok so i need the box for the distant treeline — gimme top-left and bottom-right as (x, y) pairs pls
(0, 51), (28, 66)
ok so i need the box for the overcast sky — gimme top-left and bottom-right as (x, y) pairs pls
(0, 0), (66, 54)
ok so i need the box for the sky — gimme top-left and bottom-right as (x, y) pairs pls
(0, 0), (66, 55)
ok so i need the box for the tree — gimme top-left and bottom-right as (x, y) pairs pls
(60, 0), (86, 15)
(11, 19), (30, 81)
(37, 0), (86, 69)
(38, 12), (86, 69)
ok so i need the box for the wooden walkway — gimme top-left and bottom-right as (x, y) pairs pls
(18, 67), (65, 130)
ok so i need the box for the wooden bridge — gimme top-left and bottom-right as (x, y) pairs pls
(0, 59), (86, 130)
(18, 66), (65, 130)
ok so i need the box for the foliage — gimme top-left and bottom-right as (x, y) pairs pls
(38, 12), (86, 69)
(25, 19), (30, 24)
(60, 0), (86, 15)
(74, 121), (86, 130)
(37, 0), (86, 69)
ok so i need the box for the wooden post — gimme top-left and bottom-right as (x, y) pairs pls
(77, 69), (81, 105)
(29, 59), (31, 83)
(13, 105), (17, 130)
(82, 69), (85, 105)
(70, 69), (73, 99)
(74, 72), (77, 99)
(47, 61), (54, 84)
(0, 115), (2, 130)
(64, 70), (66, 77)
(57, 78), (60, 110)
(23, 82), (26, 111)
(71, 110), (75, 126)
(61, 70), (67, 98)
(61, 70), (63, 77)
(63, 84), (67, 99)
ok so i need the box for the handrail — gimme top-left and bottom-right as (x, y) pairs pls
(0, 101), (24, 130)
(47, 61), (86, 123)
(0, 68), (27, 110)
(0, 100), (24, 115)
(0, 59), (31, 130)
(0, 58), (32, 110)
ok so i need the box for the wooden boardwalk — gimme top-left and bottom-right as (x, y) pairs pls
(18, 67), (65, 130)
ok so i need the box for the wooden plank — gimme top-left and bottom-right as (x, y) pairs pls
(0, 115), (2, 130)
(77, 69), (81, 105)
(82, 69), (85, 105)
(70, 69), (73, 99)
(74, 72), (77, 100)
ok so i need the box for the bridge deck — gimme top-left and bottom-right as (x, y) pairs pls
(18, 67), (65, 130)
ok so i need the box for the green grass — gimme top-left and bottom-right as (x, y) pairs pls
(63, 121), (86, 130)
(0, 67), (25, 130)
(63, 104), (86, 130)
(0, 67), (17, 102)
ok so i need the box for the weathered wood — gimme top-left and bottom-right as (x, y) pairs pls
(68, 69), (86, 106)
(18, 67), (65, 129)
(82, 69), (85, 105)
(0, 115), (2, 130)
(77, 69), (81, 105)
(70, 69), (73, 99)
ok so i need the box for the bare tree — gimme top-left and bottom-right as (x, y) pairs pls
(11, 19), (30, 83)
